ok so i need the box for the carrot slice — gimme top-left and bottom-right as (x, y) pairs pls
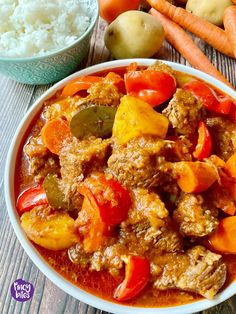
(149, 9), (233, 87)
(41, 118), (72, 155)
(224, 6), (236, 59)
(175, 161), (218, 193)
(76, 197), (110, 253)
(147, 0), (234, 58)
(61, 76), (102, 97)
(208, 217), (236, 254)
(225, 153), (236, 179)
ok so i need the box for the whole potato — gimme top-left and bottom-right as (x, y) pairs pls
(104, 10), (165, 59)
(186, 0), (233, 26)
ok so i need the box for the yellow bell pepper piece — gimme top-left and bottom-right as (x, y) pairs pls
(113, 95), (169, 145)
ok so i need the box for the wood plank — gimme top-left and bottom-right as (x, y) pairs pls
(0, 16), (236, 314)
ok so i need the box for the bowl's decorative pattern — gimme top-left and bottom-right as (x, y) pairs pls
(0, 0), (98, 85)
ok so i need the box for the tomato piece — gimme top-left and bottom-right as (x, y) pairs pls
(114, 256), (150, 301)
(17, 185), (48, 214)
(193, 121), (212, 160)
(124, 70), (176, 107)
(183, 80), (232, 114)
(78, 175), (131, 225)
(98, 0), (140, 23)
(61, 76), (103, 97)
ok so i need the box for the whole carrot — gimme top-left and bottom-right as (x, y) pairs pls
(224, 6), (236, 58)
(150, 9), (233, 88)
(147, 0), (234, 58)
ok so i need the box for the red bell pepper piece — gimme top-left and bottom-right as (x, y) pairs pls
(61, 76), (103, 97)
(114, 255), (150, 301)
(17, 185), (48, 214)
(124, 69), (176, 107)
(193, 121), (212, 160)
(183, 80), (232, 114)
(229, 102), (236, 122)
(78, 175), (131, 225)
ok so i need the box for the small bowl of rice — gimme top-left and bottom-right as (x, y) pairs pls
(0, 0), (98, 84)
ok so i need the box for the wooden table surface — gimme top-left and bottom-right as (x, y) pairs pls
(1, 18), (236, 314)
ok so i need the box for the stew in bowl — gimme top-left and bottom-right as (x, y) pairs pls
(5, 59), (236, 313)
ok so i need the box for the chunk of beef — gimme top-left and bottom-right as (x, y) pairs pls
(206, 169), (236, 215)
(148, 61), (176, 76)
(43, 78), (121, 122)
(173, 135), (193, 161)
(43, 96), (80, 122)
(162, 88), (202, 135)
(128, 188), (169, 225)
(120, 218), (183, 255)
(24, 136), (60, 180)
(69, 242), (126, 277)
(206, 117), (236, 161)
(151, 245), (226, 299)
(86, 80), (121, 107)
(108, 137), (174, 188)
(173, 194), (218, 237)
(59, 137), (111, 209)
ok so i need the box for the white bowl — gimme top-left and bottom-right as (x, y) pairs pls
(4, 59), (236, 314)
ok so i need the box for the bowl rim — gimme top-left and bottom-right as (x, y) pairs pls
(0, 0), (98, 62)
(4, 59), (236, 314)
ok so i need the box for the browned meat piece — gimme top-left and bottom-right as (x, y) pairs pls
(173, 135), (193, 161)
(59, 136), (111, 209)
(120, 218), (183, 255)
(43, 78), (121, 122)
(69, 242), (126, 276)
(24, 135), (48, 158)
(24, 136), (60, 180)
(107, 137), (174, 188)
(173, 194), (218, 237)
(90, 244), (125, 275)
(162, 88), (202, 135)
(151, 245), (226, 299)
(148, 61), (176, 76)
(43, 96), (80, 122)
(206, 117), (236, 161)
(128, 188), (169, 224)
(86, 80), (121, 107)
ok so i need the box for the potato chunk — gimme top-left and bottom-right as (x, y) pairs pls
(113, 95), (169, 145)
(21, 206), (79, 250)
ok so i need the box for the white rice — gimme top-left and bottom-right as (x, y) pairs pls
(0, 0), (90, 58)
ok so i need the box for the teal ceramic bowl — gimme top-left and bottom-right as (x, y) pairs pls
(0, 0), (98, 85)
